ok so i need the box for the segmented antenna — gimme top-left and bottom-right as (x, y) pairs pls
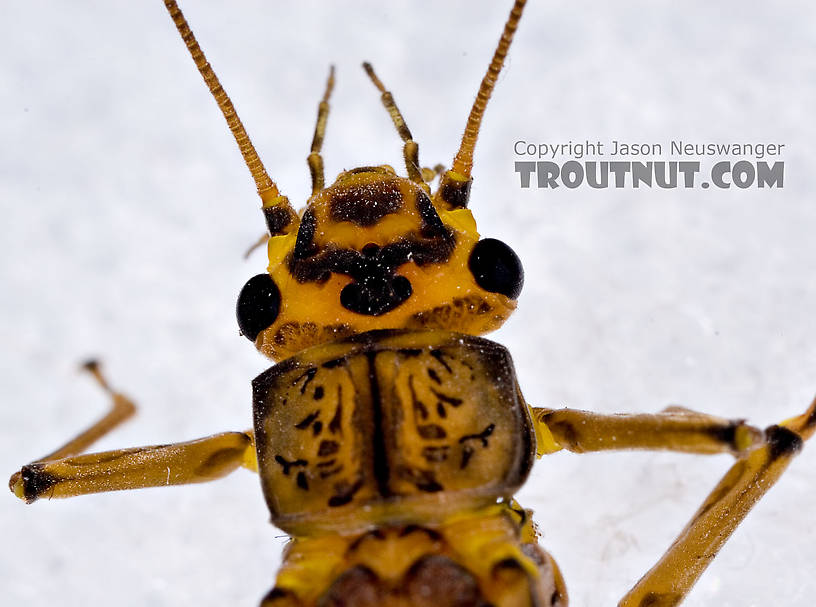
(163, 0), (295, 224)
(452, 0), (527, 177)
(362, 62), (425, 186)
(434, 0), (528, 210)
(308, 66), (336, 195)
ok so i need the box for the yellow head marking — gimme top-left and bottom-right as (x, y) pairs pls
(238, 167), (522, 361)
(233, 0), (530, 361)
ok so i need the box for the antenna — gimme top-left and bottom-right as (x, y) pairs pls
(437, 0), (528, 209)
(363, 62), (425, 186)
(307, 66), (336, 195)
(163, 0), (298, 235)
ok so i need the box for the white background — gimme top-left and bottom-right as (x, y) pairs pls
(1, 1), (815, 606)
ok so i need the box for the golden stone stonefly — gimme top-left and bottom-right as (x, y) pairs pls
(8, 1), (816, 606)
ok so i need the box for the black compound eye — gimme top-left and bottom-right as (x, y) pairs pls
(236, 274), (281, 342)
(468, 238), (524, 299)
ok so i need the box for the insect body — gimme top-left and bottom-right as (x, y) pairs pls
(8, 1), (816, 606)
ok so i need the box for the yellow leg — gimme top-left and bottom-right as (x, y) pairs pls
(261, 534), (352, 606)
(8, 360), (135, 491)
(618, 396), (816, 606)
(10, 431), (256, 503)
(9, 360), (257, 503)
(263, 507), (567, 607)
(443, 505), (566, 607)
(45, 360), (137, 459)
(530, 405), (762, 457)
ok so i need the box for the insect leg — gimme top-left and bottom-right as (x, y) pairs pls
(529, 405), (763, 457)
(443, 507), (566, 607)
(260, 535), (353, 607)
(362, 62), (425, 186)
(10, 430), (257, 504)
(8, 359), (257, 503)
(617, 396), (816, 606)
(7, 360), (136, 496)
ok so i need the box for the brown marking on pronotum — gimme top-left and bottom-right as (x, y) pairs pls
(459, 423), (495, 468)
(319, 466), (343, 479)
(460, 445), (475, 469)
(459, 423), (495, 447)
(429, 349), (452, 373)
(328, 477), (364, 507)
(417, 424), (447, 439)
(295, 471), (309, 490)
(421, 446), (450, 462)
(318, 440), (340, 457)
(317, 459), (343, 479)
(322, 357), (346, 369)
(273, 455), (308, 476)
(398, 465), (443, 492)
(294, 367), (318, 394)
(430, 387), (463, 407)
(365, 351), (391, 497)
(295, 410), (320, 429)
(408, 375), (429, 420)
(329, 398), (343, 435)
